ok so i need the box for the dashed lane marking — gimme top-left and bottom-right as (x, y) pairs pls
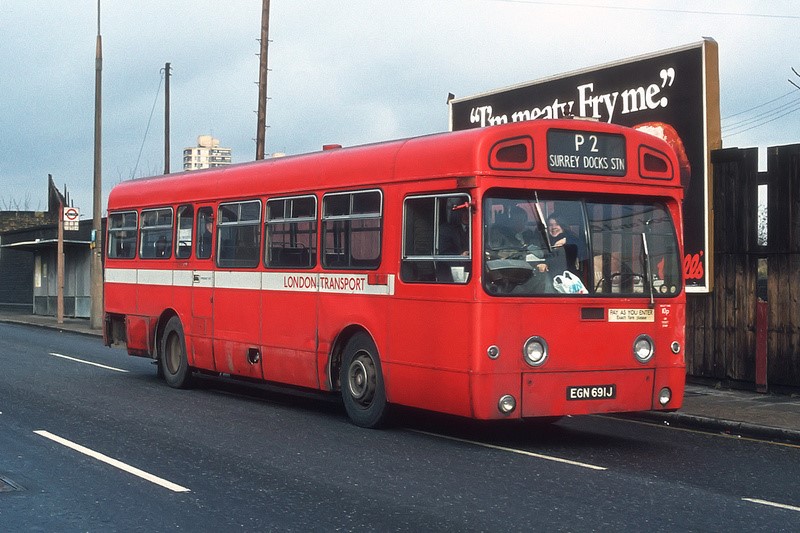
(742, 498), (800, 513)
(410, 430), (607, 471)
(49, 352), (128, 373)
(34, 430), (191, 493)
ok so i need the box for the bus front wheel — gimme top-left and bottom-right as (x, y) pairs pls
(340, 333), (388, 428)
(160, 316), (192, 389)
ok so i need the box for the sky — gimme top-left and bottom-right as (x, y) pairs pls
(1, 1), (798, 216)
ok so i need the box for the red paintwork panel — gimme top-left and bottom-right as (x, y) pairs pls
(125, 315), (152, 355)
(383, 362), (473, 418)
(522, 369), (655, 417)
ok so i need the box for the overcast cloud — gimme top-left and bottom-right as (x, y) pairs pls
(1, 1), (798, 214)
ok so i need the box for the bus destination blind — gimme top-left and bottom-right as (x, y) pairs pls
(547, 129), (626, 177)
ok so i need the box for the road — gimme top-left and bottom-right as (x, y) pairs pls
(0, 322), (798, 531)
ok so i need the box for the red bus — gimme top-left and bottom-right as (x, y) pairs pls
(104, 119), (685, 428)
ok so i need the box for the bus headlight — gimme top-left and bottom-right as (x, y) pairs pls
(633, 334), (654, 363)
(498, 394), (517, 414)
(523, 336), (548, 367)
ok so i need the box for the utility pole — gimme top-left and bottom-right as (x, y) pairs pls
(90, 0), (103, 330)
(255, 0), (270, 160)
(57, 202), (64, 325)
(164, 62), (171, 174)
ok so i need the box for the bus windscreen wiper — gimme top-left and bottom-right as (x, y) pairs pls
(533, 192), (552, 253)
(642, 233), (655, 308)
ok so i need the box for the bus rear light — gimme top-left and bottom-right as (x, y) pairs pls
(633, 334), (654, 363)
(670, 341), (681, 354)
(498, 394), (517, 414)
(523, 336), (548, 367)
(487, 345), (500, 359)
(658, 387), (672, 406)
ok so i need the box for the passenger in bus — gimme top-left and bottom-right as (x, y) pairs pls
(547, 212), (586, 274)
(155, 235), (169, 258)
(199, 220), (213, 258)
(114, 231), (133, 258)
(438, 207), (469, 256)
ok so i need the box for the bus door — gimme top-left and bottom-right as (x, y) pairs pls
(211, 200), (264, 379)
(189, 206), (215, 371)
(262, 195), (321, 389)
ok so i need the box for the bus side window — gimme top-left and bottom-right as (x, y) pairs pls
(217, 200), (262, 269)
(108, 211), (137, 259)
(196, 207), (214, 260)
(265, 195), (317, 268)
(176, 205), (194, 259)
(401, 193), (471, 284)
(139, 208), (173, 259)
(322, 190), (382, 270)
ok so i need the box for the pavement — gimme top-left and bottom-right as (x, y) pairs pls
(1, 310), (799, 444)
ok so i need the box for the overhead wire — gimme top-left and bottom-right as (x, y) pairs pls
(723, 85), (800, 138)
(722, 90), (799, 120)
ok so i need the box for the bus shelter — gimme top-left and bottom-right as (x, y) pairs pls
(0, 221), (93, 318)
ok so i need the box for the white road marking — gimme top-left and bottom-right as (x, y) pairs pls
(411, 430), (607, 471)
(48, 352), (128, 373)
(742, 497), (800, 513)
(34, 430), (191, 493)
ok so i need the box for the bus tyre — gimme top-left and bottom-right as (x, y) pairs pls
(340, 333), (388, 428)
(160, 316), (192, 389)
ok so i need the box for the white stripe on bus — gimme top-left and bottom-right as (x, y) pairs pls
(173, 269), (194, 287)
(137, 269), (173, 286)
(105, 268), (137, 284)
(105, 267), (395, 296)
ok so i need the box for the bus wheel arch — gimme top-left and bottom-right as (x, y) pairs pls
(336, 329), (388, 428)
(157, 312), (193, 389)
(328, 325), (364, 391)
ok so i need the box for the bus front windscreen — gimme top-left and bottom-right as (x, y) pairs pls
(482, 194), (682, 297)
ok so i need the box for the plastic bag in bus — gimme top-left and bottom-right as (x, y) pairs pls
(553, 271), (588, 294)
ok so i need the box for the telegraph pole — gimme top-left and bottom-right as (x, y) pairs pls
(57, 202), (64, 325)
(90, 0), (103, 330)
(164, 62), (171, 174)
(255, 0), (270, 160)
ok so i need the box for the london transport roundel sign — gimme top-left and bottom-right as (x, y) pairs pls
(64, 207), (80, 221)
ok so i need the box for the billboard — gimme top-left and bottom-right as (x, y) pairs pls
(449, 39), (721, 292)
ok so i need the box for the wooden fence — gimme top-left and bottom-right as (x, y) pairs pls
(687, 143), (800, 390)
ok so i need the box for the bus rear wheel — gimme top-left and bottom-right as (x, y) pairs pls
(160, 316), (192, 389)
(340, 333), (388, 428)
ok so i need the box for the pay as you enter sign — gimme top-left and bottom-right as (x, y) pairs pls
(608, 308), (655, 322)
